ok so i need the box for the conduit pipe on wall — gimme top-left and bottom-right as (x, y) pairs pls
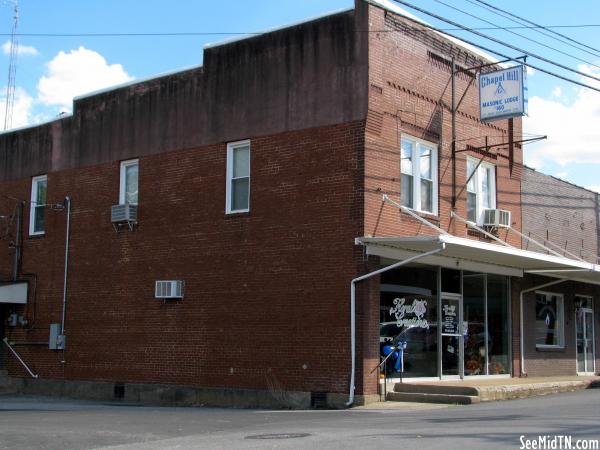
(61, 197), (71, 338)
(519, 277), (569, 377)
(347, 244), (445, 407)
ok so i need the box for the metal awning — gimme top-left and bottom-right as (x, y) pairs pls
(356, 234), (600, 284)
(0, 282), (28, 304)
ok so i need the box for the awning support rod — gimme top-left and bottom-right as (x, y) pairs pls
(382, 194), (450, 236)
(519, 278), (569, 377)
(450, 211), (513, 247)
(520, 228), (588, 263)
(2, 337), (38, 378)
(347, 244), (445, 406)
(507, 226), (578, 261)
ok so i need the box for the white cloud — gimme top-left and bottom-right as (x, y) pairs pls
(551, 86), (562, 98)
(556, 171), (567, 179)
(0, 86), (34, 129)
(37, 47), (133, 109)
(524, 64), (600, 166)
(526, 66), (536, 76)
(585, 185), (600, 193)
(1, 40), (38, 56)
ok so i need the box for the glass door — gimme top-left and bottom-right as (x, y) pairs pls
(441, 294), (462, 377)
(576, 305), (595, 374)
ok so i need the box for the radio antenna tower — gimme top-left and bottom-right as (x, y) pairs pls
(4, 0), (19, 131)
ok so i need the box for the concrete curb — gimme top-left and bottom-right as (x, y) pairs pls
(386, 378), (599, 404)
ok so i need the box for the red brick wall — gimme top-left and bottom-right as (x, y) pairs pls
(522, 166), (599, 263)
(364, 5), (522, 243)
(1, 121), (367, 394)
(514, 276), (600, 377)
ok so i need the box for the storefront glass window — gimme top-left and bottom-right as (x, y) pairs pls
(487, 275), (510, 374)
(463, 274), (486, 376)
(380, 267), (438, 378)
(535, 292), (564, 347)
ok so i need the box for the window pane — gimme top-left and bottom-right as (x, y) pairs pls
(401, 174), (413, 208)
(420, 147), (432, 180)
(535, 294), (562, 346)
(125, 164), (138, 205)
(481, 167), (491, 209)
(233, 146), (250, 178)
(34, 205), (45, 233)
(467, 192), (477, 222)
(33, 178), (47, 233)
(420, 179), (432, 212)
(36, 179), (47, 204)
(232, 177), (249, 211)
(466, 160), (476, 193)
(401, 141), (413, 175)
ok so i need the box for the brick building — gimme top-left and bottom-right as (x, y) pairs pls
(520, 166), (599, 377)
(0, 0), (597, 408)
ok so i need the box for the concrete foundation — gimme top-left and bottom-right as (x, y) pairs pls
(0, 376), (381, 409)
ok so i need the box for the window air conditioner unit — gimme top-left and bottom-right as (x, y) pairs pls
(111, 204), (138, 223)
(155, 280), (184, 299)
(483, 209), (511, 228)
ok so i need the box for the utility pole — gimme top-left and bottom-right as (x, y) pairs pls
(4, 0), (19, 131)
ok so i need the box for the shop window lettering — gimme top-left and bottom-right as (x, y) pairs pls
(389, 298), (429, 329)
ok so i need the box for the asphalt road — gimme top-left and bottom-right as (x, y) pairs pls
(0, 389), (599, 449)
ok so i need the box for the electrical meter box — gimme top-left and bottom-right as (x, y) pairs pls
(48, 323), (65, 350)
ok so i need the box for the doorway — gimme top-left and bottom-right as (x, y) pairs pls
(441, 293), (462, 378)
(575, 296), (595, 375)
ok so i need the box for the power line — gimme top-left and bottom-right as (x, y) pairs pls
(392, 0), (600, 85)
(1, 23), (600, 37)
(472, 0), (600, 58)
(466, 0), (600, 60)
(433, 0), (600, 71)
(386, 5), (600, 93)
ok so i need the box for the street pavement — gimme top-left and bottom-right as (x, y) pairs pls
(0, 389), (598, 449)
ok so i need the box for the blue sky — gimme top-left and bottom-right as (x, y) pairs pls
(1, 0), (599, 190)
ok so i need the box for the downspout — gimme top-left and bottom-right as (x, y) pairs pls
(60, 197), (71, 338)
(12, 202), (23, 281)
(347, 244), (445, 406)
(519, 277), (568, 376)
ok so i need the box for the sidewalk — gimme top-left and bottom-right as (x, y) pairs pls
(384, 375), (600, 404)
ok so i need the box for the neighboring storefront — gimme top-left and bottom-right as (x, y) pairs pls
(357, 233), (600, 383)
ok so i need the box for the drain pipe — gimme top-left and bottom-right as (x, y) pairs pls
(347, 244), (445, 406)
(519, 277), (568, 376)
(60, 196), (71, 338)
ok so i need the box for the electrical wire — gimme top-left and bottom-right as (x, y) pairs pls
(471, 0), (600, 58)
(392, 0), (600, 84)
(389, 0), (600, 92)
(1, 24), (600, 37)
(433, 0), (600, 71)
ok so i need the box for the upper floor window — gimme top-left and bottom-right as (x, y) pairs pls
(466, 157), (496, 223)
(535, 292), (564, 348)
(226, 140), (250, 214)
(120, 159), (139, 205)
(400, 136), (438, 215)
(29, 175), (47, 236)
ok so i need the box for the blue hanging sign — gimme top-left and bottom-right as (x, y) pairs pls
(479, 65), (528, 122)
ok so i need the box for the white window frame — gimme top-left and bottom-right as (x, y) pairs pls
(535, 291), (565, 349)
(466, 156), (496, 224)
(226, 140), (251, 214)
(29, 175), (47, 236)
(119, 159), (139, 205)
(400, 135), (438, 216)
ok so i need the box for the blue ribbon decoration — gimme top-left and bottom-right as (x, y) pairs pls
(383, 341), (407, 373)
